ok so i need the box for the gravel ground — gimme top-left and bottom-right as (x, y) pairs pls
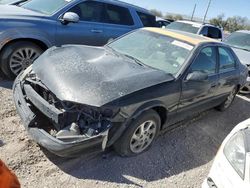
(0, 74), (250, 188)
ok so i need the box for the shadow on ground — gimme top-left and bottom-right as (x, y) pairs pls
(44, 96), (250, 186)
(0, 72), (12, 90)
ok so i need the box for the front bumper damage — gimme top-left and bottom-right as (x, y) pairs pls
(13, 75), (112, 157)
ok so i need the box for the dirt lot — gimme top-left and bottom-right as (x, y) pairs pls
(0, 74), (250, 188)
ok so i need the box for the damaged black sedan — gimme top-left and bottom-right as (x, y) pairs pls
(13, 28), (248, 157)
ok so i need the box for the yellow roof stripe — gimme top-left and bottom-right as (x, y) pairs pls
(143, 27), (214, 45)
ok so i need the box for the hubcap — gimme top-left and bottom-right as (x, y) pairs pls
(9, 48), (41, 75)
(130, 120), (157, 154)
(224, 88), (236, 108)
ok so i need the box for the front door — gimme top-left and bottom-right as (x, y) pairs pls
(56, 1), (107, 46)
(176, 46), (219, 121)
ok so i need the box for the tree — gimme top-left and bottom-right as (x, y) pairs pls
(164, 14), (183, 21)
(150, 9), (163, 17)
(210, 15), (250, 32)
(210, 14), (227, 28)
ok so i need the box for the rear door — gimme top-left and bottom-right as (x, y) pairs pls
(101, 3), (138, 42)
(136, 11), (157, 27)
(217, 46), (239, 97)
(176, 46), (219, 120)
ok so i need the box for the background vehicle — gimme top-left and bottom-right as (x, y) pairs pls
(223, 30), (250, 94)
(0, 0), (156, 78)
(156, 17), (171, 28)
(13, 28), (247, 157)
(202, 118), (250, 188)
(166, 20), (223, 40)
(0, 0), (27, 5)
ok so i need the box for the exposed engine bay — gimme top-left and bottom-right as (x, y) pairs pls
(22, 72), (112, 143)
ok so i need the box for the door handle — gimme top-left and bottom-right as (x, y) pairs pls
(91, 29), (103, 33)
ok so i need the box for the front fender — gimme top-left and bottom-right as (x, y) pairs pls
(129, 100), (167, 120)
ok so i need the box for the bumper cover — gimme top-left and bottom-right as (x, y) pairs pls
(13, 77), (108, 157)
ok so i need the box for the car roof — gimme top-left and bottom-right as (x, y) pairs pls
(144, 27), (218, 45)
(175, 20), (222, 30)
(235, 30), (250, 34)
(98, 0), (153, 15)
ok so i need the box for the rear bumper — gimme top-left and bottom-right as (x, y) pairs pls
(13, 77), (108, 157)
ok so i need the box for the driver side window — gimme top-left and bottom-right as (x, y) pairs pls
(190, 47), (217, 75)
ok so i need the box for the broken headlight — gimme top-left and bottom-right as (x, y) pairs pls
(223, 131), (246, 179)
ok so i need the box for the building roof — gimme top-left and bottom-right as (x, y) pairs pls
(144, 27), (217, 45)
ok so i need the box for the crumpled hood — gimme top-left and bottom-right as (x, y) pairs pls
(232, 47), (250, 65)
(32, 45), (174, 107)
(0, 5), (45, 18)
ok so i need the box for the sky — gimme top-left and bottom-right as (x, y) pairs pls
(124, 0), (250, 20)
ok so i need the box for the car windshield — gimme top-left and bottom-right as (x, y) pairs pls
(224, 32), (250, 51)
(107, 30), (194, 75)
(21, 0), (71, 15)
(167, 22), (200, 34)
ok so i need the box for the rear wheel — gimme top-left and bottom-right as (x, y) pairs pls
(0, 41), (43, 79)
(216, 87), (237, 111)
(114, 109), (160, 157)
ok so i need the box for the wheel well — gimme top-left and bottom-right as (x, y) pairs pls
(152, 106), (167, 128)
(1, 38), (48, 52)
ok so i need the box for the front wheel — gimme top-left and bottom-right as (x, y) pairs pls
(114, 109), (161, 157)
(0, 41), (43, 79)
(216, 87), (237, 111)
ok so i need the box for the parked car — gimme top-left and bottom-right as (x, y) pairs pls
(0, 0), (27, 5)
(156, 17), (171, 28)
(166, 20), (223, 40)
(202, 118), (250, 188)
(0, 0), (156, 79)
(13, 28), (247, 157)
(223, 30), (250, 94)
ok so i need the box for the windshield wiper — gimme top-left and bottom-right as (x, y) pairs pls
(122, 53), (145, 67)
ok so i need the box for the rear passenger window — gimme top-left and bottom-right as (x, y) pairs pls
(207, 27), (222, 39)
(69, 1), (104, 22)
(219, 47), (236, 71)
(104, 4), (134, 25)
(190, 47), (217, 74)
(137, 12), (156, 27)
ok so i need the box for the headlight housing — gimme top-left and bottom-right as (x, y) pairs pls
(223, 131), (246, 179)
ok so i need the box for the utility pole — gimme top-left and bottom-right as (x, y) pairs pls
(203, 0), (212, 23)
(191, 4), (196, 21)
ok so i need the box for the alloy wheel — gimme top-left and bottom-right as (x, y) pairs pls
(224, 88), (237, 108)
(130, 120), (157, 153)
(9, 47), (41, 76)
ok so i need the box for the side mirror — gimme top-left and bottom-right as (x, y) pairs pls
(107, 38), (114, 44)
(186, 71), (208, 82)
(61, 12), (79, 25)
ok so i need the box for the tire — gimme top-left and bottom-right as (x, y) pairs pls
(114, 109), (161, 157)
(0, 41), (43, 79)
(216, 86), (237, 111)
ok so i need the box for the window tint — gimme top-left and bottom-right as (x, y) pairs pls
(69, 1), (104, 22)
(207, 27), (222, 39)
(104, 4), (134, 25)
(137, 12), (156, 27)
(200, 26), (208, 36)
(219, 47), (236, 71)
(190, 47), (217, 74)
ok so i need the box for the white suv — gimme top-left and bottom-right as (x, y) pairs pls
(167, 20), (223, 40)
